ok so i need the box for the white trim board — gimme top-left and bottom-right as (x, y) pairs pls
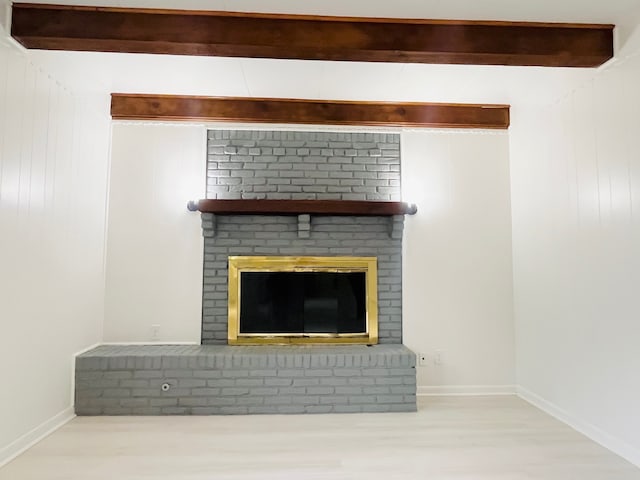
(73, 343), (103, 356)
(0, 407), (75, 469)
(517, 386), (640, 469)
(417, 385), (516, 396)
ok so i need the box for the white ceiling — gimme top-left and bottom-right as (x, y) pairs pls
(7, 0), (640, 110)
(16, 0), (640, 24)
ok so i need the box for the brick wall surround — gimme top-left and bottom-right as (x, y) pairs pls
(202, 129), (404, 345)
(201, 214), (403, 344)
(206, 130), (401, 201)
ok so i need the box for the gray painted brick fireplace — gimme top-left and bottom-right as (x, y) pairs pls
(205, 130), (401, 202)
(75, 129), (416, 415)
(201, 214), (403, 344)
(202, 130), (404, 344)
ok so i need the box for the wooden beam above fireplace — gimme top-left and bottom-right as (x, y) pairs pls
(11, 4), (614, 68)
(189, 199), (418, 216)
(111, 94), (510, 129)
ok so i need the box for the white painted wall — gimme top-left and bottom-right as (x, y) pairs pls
(402, 131), (515, 393)
(103, 123), (205, 343)
(103, 124), (516, 390)
(510, 32), (640, 465)
(0, 41), (111, 462)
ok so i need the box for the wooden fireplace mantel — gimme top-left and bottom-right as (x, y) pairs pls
(187, 199), (417, 216)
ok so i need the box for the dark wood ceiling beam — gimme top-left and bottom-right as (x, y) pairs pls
(11, 3), (613, 67)
(110, 94), (510, 129)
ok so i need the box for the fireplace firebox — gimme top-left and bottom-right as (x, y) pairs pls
(228, 256), (378, 345)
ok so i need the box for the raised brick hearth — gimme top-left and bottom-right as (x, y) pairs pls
(75, 345), (416, 415)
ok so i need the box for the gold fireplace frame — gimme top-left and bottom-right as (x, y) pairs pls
(227, 256), (378, 345)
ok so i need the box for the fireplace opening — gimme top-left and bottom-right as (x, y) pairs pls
(228, 256), (378, 345)
(240, 271), (366, 334)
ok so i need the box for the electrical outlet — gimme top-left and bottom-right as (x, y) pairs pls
(435, 349), (444, 365)
(150, 324), (160, 341)
(418, 353), (428, 366)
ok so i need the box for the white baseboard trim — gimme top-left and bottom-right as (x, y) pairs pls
(0, 407), (75, 469)
(417, 385), (516, 396)
(517, 386), (640, 468)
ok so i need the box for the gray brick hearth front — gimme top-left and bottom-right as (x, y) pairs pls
(75, 345), (417, 415)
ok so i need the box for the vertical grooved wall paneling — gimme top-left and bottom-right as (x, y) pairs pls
(0, 40), (111, 460)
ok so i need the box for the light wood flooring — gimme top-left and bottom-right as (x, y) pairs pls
(1, 396), (638, 479)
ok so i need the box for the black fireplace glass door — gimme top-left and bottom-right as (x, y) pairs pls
(239, 272), (366, 334)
